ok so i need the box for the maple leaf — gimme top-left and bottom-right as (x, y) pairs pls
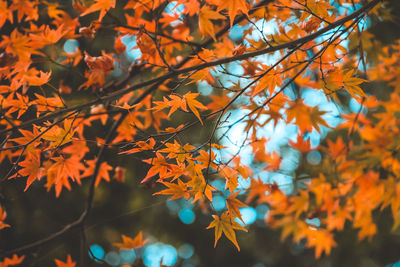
(0, 205), (10, 230)
(54, 255), (76, 267)
(10, 127), (41, 153)
(326, 136), (346, 160)
(163, 124), (185, 133)
(62, 47), (82, 67)
(287, 190), (309, 218)
(342, 70), (367, 99)
(46, 156), (85, 197)
(263, 151), (282, 171)
(16, 68), (51, 89)
(8, 0), (38, 24)
(168, 94), (188, 116)
(207, 94), (230, 112)
(184, 92), (207, 125)
(323, 69), (367, 99)
(10, 152), (44, 191)
(0, 254), (25, 267)
(153, 95), (187, 118)
(159, 140), (195, 163)
(187, 69), (214, 84)
(252, 68), (283, 97)
(119, 138), (156, 155)
(0, 1), (13, 29)
(83, 159), (112, 187)
(216, 0), (249, 27)
(288, 134), (312, 152)
(80, 0), (116, 21)
(113, 231), (147, 249)
(34, 93), (64, 116)
(306, 228), (337, 258)
(29, 25), (66, 48)
(301, 0), (333, 22)
(220, 166), (239, 192)
(263, 106), (284, 128)
(0, 29), (38, 61)
(195, 149), (217, 169)
(142, 153), (173, 183)
(273, 216), (307, 242)
(62, 140), (90, 160)
(45, 1), (64, 20)
(84, 51), (114, 72)
(41, 120), (75, 149)
(3, 93), (30, 119)
(154, 179), (190, 200)
(325, 206), (352, 231)
(226, 192), (248, 224)
(80, 51), (114, 90)
(207, 211), (247, 251)
(114, 35), (126, 54)
(286, 100), (329, 133)
(198, 5), (225, 40)
(246, 178), (269, 203)
(187, 171), (215, 203)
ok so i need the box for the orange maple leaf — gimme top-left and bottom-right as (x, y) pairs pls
(220, 166), (239, 192)
(113, 231), (147, 249)
(41, 119), (75, 149)
(0, 205), (10, 230)
(323, 69), (367, 99)
(154, 179), (190, 200)
(198, 5), (225, 40)
(226, 191), (248, 224)
(115, 35), (126, 54)
(217, 0), (249, 27)
(184, 92), (207, 125)
(142, 153), (173, 183)
(11, 152), (44, 191)
(187, 173), (215, 203)
(54, 254), (76, 267)
(0, 1), (13, 29)
(207, 94), (230, 112)
(0, 254), (25, 267)
(83, 159), (112, 187)
(46, 156), (85, 197)
(62, 48), (82, 67)
(306, 228), (337, 258)
(286, 100), (329, 133)
(10, 127), (41, 152)
(152, 94), (188, 118)
(288, 134), (312, 152)
(80, 0), (116, 21)
(326, 136), (347, 160)
(252, 68), (283, 97)
(29, 25), (66, 47)
(246, 178), (269, 203)
(159, 140), (195, 163)
(119, 138), (156, 155)
(207, 211), (247, 251)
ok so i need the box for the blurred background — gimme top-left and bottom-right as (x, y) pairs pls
(2, 0), (400, 266)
